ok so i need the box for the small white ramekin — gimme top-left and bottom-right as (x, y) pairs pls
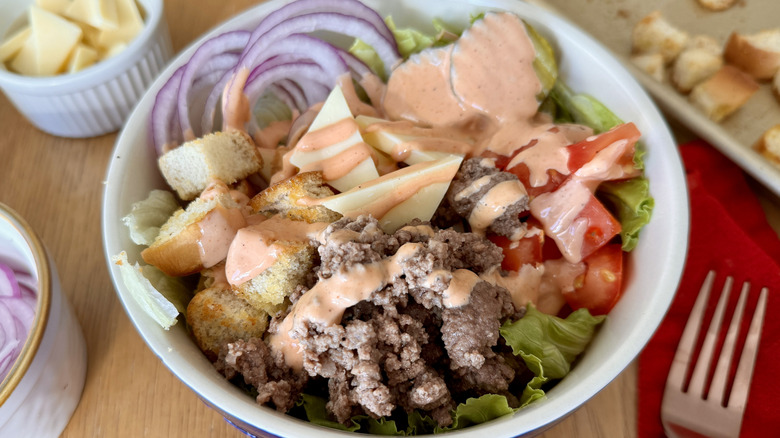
(0, 202), (87, 437)
(0, 0), (173, 138)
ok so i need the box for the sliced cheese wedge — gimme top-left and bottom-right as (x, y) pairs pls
(65, 0), (119, 31)
(289, 86), (379, 192)
(0, 27), (31, 63)
(321, 154), (463, 233)
(29, 5), (83, 76)
(97, 0), (144, 49)
(68, 43), (99, 73)
(356, 115), (460, 165)
(10, 35), (39, 76)
(35, 0), (72, 15)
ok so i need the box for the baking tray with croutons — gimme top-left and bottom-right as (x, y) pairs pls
(529, 0), (780, 195)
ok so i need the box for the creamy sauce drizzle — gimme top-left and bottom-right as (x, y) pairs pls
(224, 216), (328, 285)
(196, 205), (247, 268)
(468, 180), (528, 235)
(222, 67), (251, 133)
(529, 180), (591, 263)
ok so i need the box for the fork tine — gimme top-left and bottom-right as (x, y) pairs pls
(728, 287), (768, 411)
(709, 282), (750, 405)
(689, 276), (733, 398)
(667, 271), (716, 390)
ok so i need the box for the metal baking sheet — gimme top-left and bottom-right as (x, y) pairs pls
(528, 0), (780, 195)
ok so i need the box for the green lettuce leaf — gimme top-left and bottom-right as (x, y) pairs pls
(550, 80), (623, 134)
(111, 251), (180, 329)
(436, 394), (517, 432)
(349, 16), (450, 80)
(298, 394), (362, 432)
(121, 189), (179, 246)
(500, 305), (605, 380)
(597, 177), (654, 251)
(141, 264), (192, 314)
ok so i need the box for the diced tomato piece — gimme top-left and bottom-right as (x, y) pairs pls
(505, 163), (567, 198)
(567, 122), (641, 172)
(480, 150), (513, 169)
(562, 243), (624, 315)
(488, 232), (544, 271)
(578, 195), (622, 260)
(530, 180), (621, 262)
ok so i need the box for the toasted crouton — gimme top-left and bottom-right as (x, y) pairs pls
(724, 29), (780, 80)
(250, 171), (341, 223)
(774, 70), (780, 102)
(697, 0), (737, 11)
(631, 53), (666, 82)
(231, 237), (316, 315)
(186, 284), (269, 361)
(632, 11), (689, 63)
(687, 35), (722, 55)
(141, 189), (246, 277)
(755, 124), (780, 166)
(671, 46), (723, 93)
(159, 130), (262, 201)
(689, 65), (760, 122)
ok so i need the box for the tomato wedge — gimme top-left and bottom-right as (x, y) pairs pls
(488, 232), (543, 271)
(529, 179), (621, 263)
(567, 122), (641, 171)
(562, 243), (624, 315)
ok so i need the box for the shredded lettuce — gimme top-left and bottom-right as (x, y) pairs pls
(141, 264), (192, 314)
(598, 177), (654, 251)
(500, 305), (605, 380)
(112, 251), (180, 329)
(121, 189), (179, 246)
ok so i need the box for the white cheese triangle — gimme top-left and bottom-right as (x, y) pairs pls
(29, 6), (83, 76)
(289, 86), (379, 192)
(321, 154), (463, 233)
(0, 27), (31, 63)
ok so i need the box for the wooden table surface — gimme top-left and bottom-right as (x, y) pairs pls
(0, 0), (776, 437)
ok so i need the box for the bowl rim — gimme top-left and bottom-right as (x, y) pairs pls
(101, 0), (689, 436)
(0, 0), (163, 92)
(0, 202), (52, 405)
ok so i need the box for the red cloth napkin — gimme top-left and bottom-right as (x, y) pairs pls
(638, 140), (780, 437)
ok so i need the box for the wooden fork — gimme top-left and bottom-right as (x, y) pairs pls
(661, 270), (769, 438)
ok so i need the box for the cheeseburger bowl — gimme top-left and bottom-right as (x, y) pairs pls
(101, 0), (688, 436)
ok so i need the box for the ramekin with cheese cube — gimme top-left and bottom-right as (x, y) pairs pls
(0, 0), (172, 137)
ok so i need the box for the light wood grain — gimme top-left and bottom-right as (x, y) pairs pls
(7, 0), (766, 436)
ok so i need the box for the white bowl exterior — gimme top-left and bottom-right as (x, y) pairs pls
(0, 260), (87, 437)
(0, 213), (87, 436)
(0, 0), (173, 138)
(102, 0), (689, 437)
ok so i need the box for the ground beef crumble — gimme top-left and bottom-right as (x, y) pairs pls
(446, 157), (530, 237)
(215, 216), (527, 427)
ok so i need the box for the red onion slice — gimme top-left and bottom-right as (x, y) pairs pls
(0, 264), (19, 298)
(0, 261), (37, 382)
(240, 12), (399, 79)
(246, 0), (395, 50)
(151, 66), (185, 155)
(176, 31), (249, 140)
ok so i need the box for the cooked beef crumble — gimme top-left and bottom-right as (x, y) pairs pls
(216, 216), (526, 427)
(446, 157), (530, 237)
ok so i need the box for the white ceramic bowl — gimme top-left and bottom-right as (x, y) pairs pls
(102, 0), (689, 436)
(0, 0), (172, 138)
(0, 202), (87, 436)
